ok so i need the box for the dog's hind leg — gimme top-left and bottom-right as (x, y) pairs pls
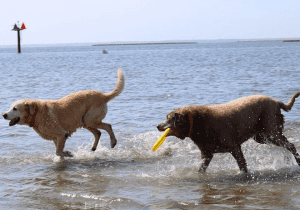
(85, 127), (101, 151)
(271, 133), (300, 166)
(230, 145), (248, 173)
(98, 123), (117, 148)
(82, 105), (117, 148)
(83, 119), (117, 148)
(264, 113), (300, 165)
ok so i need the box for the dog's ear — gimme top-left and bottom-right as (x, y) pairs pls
(25, 102), (38, 115)
(173, 112), (190, 139)
(174, 112), (180, 127)
(174, 112), (188, 126)
(174, 112), (179, 120)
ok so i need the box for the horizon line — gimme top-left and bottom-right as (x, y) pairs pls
(1, 37), (300, 47)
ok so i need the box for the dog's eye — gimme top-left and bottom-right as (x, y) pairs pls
(13, 107), (17, 111)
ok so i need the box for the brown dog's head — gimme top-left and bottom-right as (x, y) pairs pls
(157, 107), (191, 140)
(2, 100), (38, 126)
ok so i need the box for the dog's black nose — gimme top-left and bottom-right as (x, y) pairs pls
(157, 124), (164, 131)
(2, 113), (7, 119)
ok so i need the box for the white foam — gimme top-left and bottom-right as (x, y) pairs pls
(2, 130), (300, 180)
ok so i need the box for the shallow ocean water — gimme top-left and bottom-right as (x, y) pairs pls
(0, 41), (300, 209)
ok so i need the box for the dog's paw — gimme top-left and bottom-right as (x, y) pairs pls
(111, 140), (117, 148)
(62, 151), (73, 157)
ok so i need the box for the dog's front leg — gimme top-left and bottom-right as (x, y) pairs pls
(230, 145), (248, 173)
(199, 153), (213, 172)
(55, 136), (73, 158)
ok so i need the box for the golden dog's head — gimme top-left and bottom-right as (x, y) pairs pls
(2, 100), (38, 126)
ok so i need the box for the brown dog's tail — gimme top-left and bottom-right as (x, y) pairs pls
(279, 92), (300, 112)
(104, 69), (125, 101)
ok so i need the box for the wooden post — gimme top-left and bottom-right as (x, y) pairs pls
(12, 22), (26, 53)
(17, 29), (21, 53)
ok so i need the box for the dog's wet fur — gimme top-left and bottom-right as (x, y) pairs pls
(3, 69), (124, 159)
(157, 92), (300, 173)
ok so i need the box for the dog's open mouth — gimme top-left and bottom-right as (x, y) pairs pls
(9, 117), (20, 126)
(165, 128), (174, 137)
(158, 123), (183, 138)
(165, 127), (185, 139)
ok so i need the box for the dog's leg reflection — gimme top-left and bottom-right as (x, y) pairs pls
(55, 158), (67, 169)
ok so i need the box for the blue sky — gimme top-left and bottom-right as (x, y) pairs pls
(1, 0), (300, 45)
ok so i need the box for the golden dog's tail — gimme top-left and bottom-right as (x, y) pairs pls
(279, 92), (300, 112)
(105, 69), (125, 101)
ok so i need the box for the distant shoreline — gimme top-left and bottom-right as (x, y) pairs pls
(92, 41), (197, 46)
(2, 39), (300, 48)
(238, 39), (300, 43)
(282, 40), (300, 42)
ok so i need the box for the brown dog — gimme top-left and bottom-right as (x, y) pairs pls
(157, 92), (300, 173)
(3, 69), (124, 158)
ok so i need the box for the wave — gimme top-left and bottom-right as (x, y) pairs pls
(1, 130), (300, 181)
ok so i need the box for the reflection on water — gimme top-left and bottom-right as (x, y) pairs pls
(4, 132), (300, 209)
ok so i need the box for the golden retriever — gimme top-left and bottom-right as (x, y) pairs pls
(3, 69), (124, 158)
(157, 92), (300, 173)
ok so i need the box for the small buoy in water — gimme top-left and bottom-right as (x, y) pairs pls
(103, 50), (108, 54)
(152, 128), (170, 151)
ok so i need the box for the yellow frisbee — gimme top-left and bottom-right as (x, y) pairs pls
(152, 128), (170, 151)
